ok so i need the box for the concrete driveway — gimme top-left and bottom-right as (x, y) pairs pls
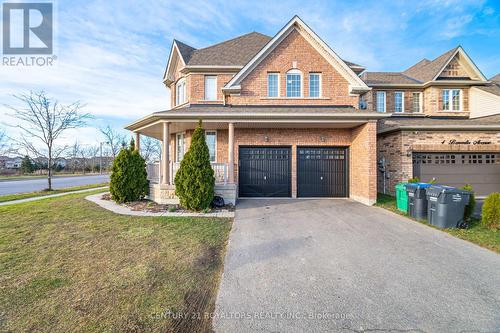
(214, 199), (500, 333)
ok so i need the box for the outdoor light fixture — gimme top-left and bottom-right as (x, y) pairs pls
(264, 135), (269, 142)
(320, 135), (326, 142)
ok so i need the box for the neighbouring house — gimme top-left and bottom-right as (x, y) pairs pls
(4, 157), (23, 169)
(126, 15), (500, 205)
(126, 16), (384, 205)
(361, 48), (500, 197)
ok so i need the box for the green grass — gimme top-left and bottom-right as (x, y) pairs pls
(375, 193), (499, 253)
(0, 183), (109, 203)
(0, 191), (232, 332)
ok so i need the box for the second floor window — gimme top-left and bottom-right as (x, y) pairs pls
(376, 91), (386, 112)
(176, 79), (186, 105)
(204, 76), (217, 101)
(442, 89), (461, 111)
(267, 73), (279, 97)
(394, 92), (404, 113)
(286, 69), (302, 97)
(309, 73), (321, 97)
(205, 130), (217, 162)
(411, 92), (422, 112)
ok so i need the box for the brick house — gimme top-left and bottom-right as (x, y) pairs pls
(126, 16), (500, 204)
(360, 47), (500, 197)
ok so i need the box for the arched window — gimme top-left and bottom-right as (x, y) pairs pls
(286, 69), (302, 97)
(175, 78), (186, 105)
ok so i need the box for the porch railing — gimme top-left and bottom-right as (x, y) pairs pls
(146, 161), (230, 184)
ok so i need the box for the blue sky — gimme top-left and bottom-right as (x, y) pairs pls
(1, 0), (499, 149)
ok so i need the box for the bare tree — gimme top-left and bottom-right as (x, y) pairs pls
(0, 127), (17, 156)
(69, 141), (81, 174)
(141, 136), (161, 164)
(86, 145), (99, 173)
(99, 125), (126, 159)
(6, 91), (91, 190)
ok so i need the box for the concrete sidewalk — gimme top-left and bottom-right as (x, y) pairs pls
(0, 187), (108, 206)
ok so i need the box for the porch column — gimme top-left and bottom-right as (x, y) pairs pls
(161, 122), (170, 185)
(228, 122), (235, 183)
(135, 132), (140, 152)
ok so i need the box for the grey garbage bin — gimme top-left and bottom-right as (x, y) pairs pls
(426, 185), (470, 228)
(405, 183), (432, 220)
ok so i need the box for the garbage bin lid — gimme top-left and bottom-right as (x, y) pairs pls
(426, 185), (470, 196)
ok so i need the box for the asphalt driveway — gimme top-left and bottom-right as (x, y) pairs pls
(214, 199), (500, 333)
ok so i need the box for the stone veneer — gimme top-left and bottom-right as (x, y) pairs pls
(148, 183), (237, 205)
(377, 130), (500, 195)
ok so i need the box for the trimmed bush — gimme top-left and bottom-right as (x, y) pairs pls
(109, 141), (149, 203)
(460, 184), (475, 221)
(175, 120), (215, 211)
(482, 193), (500, 230)
(407, 177), (420, 183)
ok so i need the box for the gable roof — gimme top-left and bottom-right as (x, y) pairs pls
(491, 73), (500, 83)
(174, 39), (196, 64)
(223, 15), (369, 94)
(185, 32), (272, 67)
(362, 46), (487, 87)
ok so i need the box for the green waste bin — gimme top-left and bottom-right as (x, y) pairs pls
(396, 182), (408, 213)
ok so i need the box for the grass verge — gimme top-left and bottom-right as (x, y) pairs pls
(0, 173), (107, 182)
(0, 183), (109, 203)
(0, 191), (232, 332)
(375, 193), (499, 253)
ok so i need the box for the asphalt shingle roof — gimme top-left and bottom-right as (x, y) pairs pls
(360, 72), (422, 85)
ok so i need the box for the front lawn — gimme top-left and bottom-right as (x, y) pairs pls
(375, 193), (499, 253)
(0, 183), (109, 203)
(0, 190), (232, 332)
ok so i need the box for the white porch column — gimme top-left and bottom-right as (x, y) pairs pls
(228, 122), (235, 183)
(135, 132), (140, 152)
(161, 122), (170, 185)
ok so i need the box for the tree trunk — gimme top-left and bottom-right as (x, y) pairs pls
(47, 156), (52, 190)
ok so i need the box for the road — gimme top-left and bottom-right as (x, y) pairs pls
(0, 174), (109, 195)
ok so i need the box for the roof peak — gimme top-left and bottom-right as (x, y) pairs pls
(196, 31), (271, 51)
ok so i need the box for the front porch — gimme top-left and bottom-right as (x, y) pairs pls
(127, 105), (387, 206)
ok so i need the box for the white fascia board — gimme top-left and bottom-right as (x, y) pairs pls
(432, 47), (487, 82)
(163, 41), (186, 83)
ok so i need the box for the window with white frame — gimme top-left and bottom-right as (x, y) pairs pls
(309, 73), (321, 98)
(286, 69), (302, 97)
(205, 130), (217, 162)
(175, 79), (186, 105)
(204, 76), (217, 101)
(267, 73), (279, 97)
(376, 91), (386, 112)
(394, 92), (404, 113)
(176, 133), (185, 162)
(442, 89), (461, 111)
(411, 92), (422, 112)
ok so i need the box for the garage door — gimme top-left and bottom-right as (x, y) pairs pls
(297, 147), (348, 197)
(239, 147), (291, 197)
(413, 153), (500, 197)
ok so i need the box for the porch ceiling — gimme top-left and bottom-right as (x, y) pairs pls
(137, 120), (371, 140)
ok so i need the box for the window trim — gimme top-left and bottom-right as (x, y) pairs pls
(394, 91), (404, 113)
(442, 88), (462, 111)
(204, 75), (217, 101)
(205, 130), (217, 162)
(411, 92), (423, 113)
(308, 72), (322, 98)
(175, 78), (186, 106)
(267, 72), (280, 97)
(175, 132), (185, 162)
(376, 91), (386, 113)
(285, 69), (303, 98)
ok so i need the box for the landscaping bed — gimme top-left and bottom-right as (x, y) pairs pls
(101, 193), (235, 214)
(376, 193), (499, 253)
(0, 190), (232, 332)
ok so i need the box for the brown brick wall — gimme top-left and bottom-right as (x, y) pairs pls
(227, 29), (359, 107)
(350, 122), (377, 204)
(377, 130), (500, 194)
(189, 73), (234, 103)
(370, 89), (424, 113)
(438, 56), (469, 78)
(423, 86), (470, 116)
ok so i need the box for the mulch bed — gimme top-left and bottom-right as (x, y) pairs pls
(101, 194), (235, 214)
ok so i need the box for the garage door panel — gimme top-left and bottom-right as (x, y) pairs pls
(297, 147), (348, 197)
(413, 153), (500, 197)
(239, 147), (291, 197)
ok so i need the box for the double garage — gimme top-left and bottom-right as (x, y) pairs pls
(238, 146), (348, 198)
